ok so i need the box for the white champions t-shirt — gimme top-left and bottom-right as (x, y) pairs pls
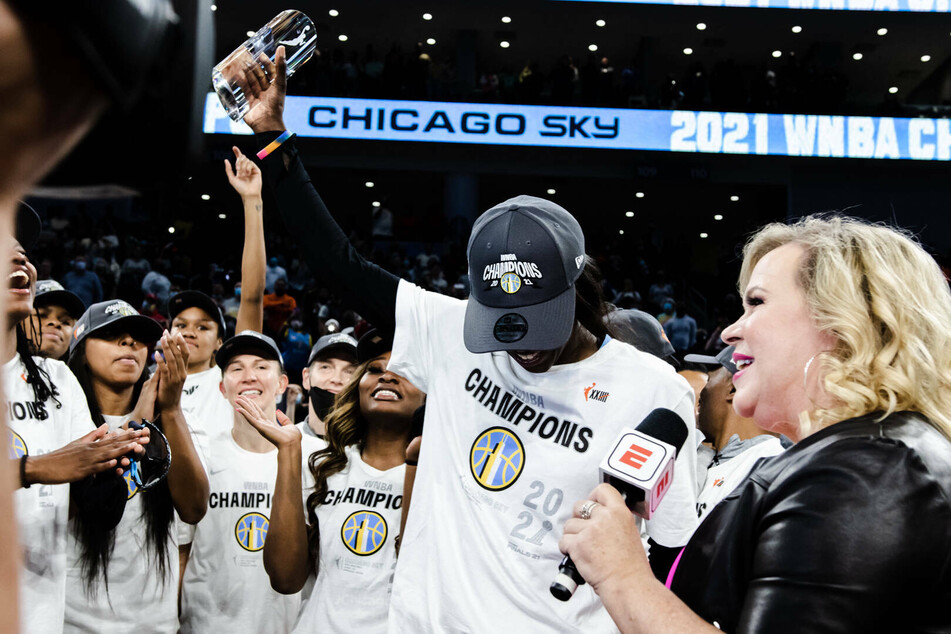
(180, 432), (325, 634)
(64, 414), (178, 634)
(295, 444), (405, 634)
(5, 355), (94, 634)
(388, 281), (699, 633)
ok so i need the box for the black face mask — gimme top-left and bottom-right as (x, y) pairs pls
(308, 385), (336, 420)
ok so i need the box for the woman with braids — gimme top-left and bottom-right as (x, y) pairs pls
(240, 329), (424, 633)
(6, 204), (149, 634)
(235, 47), (698, 631)
(63, 300), (208, 632)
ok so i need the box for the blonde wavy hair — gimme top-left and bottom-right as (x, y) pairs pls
(738, 215), (951, 440)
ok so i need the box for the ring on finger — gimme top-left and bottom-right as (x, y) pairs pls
(579, 500), (600, 521)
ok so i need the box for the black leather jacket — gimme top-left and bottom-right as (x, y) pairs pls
(670, 412), (951, 633)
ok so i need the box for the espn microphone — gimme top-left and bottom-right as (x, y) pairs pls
(550, 408), (689, 601)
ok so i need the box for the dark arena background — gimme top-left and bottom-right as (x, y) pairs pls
(32, 0), (951, 340)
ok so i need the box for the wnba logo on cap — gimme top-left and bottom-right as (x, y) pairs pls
(235, 512), (270, 552)
(341, 510), (387, 556)
(500, 273), (521, 294)
(470, 427), (525, 491)
(8, 430), (27, 459)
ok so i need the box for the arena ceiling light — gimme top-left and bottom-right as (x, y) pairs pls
(426, 38), (436, 45)
(201, 194), (210, 200)
(501, 16), (511, 23)
(338, 34), (348, 42)
(889, 86), (899, 94)
(218, 213), (227, 219)
(328, 9), (339, 17)
(619, 229), (625, 235)
(625, 211), (634, 217)
(588, 44), (599, 51)
(791, 25), (802, 33)
(422, 13), (433, 20)
(699, 232), (709, 238)
(730, 195), (740, 201)
(168, 227), (176, 234)
(921, 54), (932, 62)
(772, 50), (782, 58)
(714, 214), (723, 220)
(547, 188), (557, 194)
(683, 47), (693, 55)
(877, 27), (888, 35)
(596, 19), (606, 26)
(853, 52), (863, 60)
(500, 41), (511, 48)
(246, 31), (255, 37)
(372, 201), (381, 207)
(635, 191), (645, 198)
(696, 22), (706, 30)
(365, 181), (375, 188)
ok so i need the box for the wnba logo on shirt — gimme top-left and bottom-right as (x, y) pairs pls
(235, 512), (270, 552)
(469, 427), (525, 491)
(8, 430), (27, 459)
(583, 382), (609, 403)
(124, 470), (139, 499)
(341, 510), (387, 556)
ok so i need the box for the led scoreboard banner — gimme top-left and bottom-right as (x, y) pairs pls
(204, 94), (951, 161)
(552, 0), (951, 11)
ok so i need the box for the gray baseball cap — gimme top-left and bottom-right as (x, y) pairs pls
(464, 196), (585, 353)
(69, 299), (164, 357)
(215, 330), (284, 371)
(307, 333), (358, 367)
(684, 346), (738, 375)
(35, 279), (86, 319)
(605, 308), (675, 360)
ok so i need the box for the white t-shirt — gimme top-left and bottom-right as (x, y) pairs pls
(64, 414), (178, 634)
(387, 281), (699, 633)
(5, 355), (94, 634)
(180, 365), (234, 462)
(696, 436), (784, 521)
(180, 432), (325, 634)
(294, 444), (405, 634)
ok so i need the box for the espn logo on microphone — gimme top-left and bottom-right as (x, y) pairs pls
(608, 432), (668, 483)
(599, 428), (677, 519)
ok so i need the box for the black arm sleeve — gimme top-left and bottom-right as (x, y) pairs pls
(647, 538), (680, 582)
(256, 132), (400, 331)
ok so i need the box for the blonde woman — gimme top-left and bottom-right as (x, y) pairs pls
(560, 215), (951, 633)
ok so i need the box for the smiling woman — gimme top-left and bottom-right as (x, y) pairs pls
(250, 328), (425, 633)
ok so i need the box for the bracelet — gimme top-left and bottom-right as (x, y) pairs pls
(20, 455), (30, 489)
(256, 130), (294, 160)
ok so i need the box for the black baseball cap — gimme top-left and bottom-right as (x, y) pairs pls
(215, 330), (284, 371)
(684, 346), (738, 375)
(35, 280), (86, 319)
(69, 299), (164, 357)
(168, 290), (226, 337)
(357, 329), (394, 363)
(307, 333), (358, 367)
(605, 308), (676, 360)
(464, 196), (586, 353)
(16, 202), (42, 251)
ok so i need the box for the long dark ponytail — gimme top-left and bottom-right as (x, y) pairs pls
(68, 339), (174, 592)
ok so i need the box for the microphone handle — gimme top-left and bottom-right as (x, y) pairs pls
(550, 554), (585, 601)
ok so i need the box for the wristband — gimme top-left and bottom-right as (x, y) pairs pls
(256, 130), (294, 160)
(20, 455), (30, 489)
